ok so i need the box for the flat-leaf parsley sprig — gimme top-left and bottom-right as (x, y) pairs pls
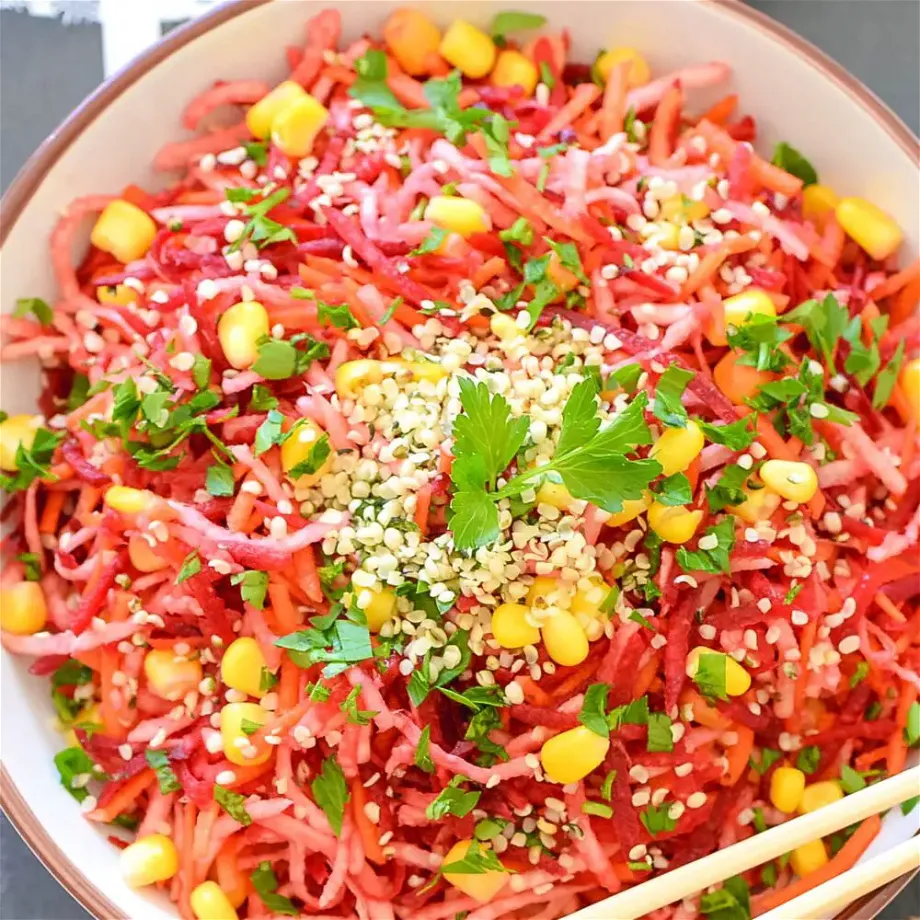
(448, 377), (662, 551)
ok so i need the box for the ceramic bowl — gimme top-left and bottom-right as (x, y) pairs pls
(1, 2), (917, 918)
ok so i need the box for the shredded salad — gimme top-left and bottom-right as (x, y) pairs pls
(2, 8), (919, 920)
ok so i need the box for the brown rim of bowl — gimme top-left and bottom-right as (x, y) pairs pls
(0, 1), (917, 918)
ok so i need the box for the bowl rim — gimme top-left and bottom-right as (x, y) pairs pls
(0, 1), (916, 918)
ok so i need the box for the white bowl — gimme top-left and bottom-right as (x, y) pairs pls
(1, 2), (917, 918)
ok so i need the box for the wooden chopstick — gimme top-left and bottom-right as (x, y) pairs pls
(564, 765), (920, 920)
(757, 835), (920, 920)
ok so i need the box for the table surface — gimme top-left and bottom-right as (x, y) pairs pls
(1, 2), (918, 918)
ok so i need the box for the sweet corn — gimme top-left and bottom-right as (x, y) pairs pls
(383, 8), (442, 76)
(221, 637), (268, 698)
(97, 284), (140, 306)
(128, 533), (169, 573)
(647, 503), (703, 544)
(425, 196), (490, 238)
(770, 766), (806, 813)
(144, 649), (203, 702)
(659, 195), (710, 224)
(540, 725), (610, 784)
(210, 861), (250, 911)
(220, 702), (271, 766)
(836, 197), (903, 261)
(759, 459), (818, 504)
(650, 419), (704, 477)
(653, 222), (682, 251)
(218, 300), (270, 370)
(802, 184), (839, 228)
(536, 479), (573, 510)
(442, 840), (507, 902)
(387, 358), (449, 386)
(570, 575), (613, 620)
(686, 647), (751, 697)
(594, 47), (650, 87)
(491, 603), (540, 648)
(363, 586), (398, 632)
(799, 780), (844, 814)
(191, 881), (239, 920)
(526, 576), (567, 609)
(713, 350), (772, 405)
(542, 612), (589, 666)
(0, 582), (47, 636)
(272, 93), (329, 158)
(605, 495), (651, 528)
(790, 839), (829, 878)
(899, 358), (920, 420)
(281, 419), (332, 487)
(491, 49), (539, 95)
(0, 414), (41, 471)
(91, 200), (157, 265)
(733, 483), (782, 524)
(104, 485), (158, 516)
(335, 359), (385, 399)
(246, 81), (306, 139)
(723, 289), (777, 328)
(490, 312), (522, 341)
(439, 20), (496, 79)
(63, 702), (101, 748)
(120, 834), (179, 887)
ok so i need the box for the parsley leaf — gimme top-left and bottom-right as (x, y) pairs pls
(646, 712), (674, 753)
(749, 748), (782, 776)
(640, 803), (677, 836)
(416, 724), (435, 773)
(707, 464), (750, 513)
(253, 408), (287, 456)
(206, 461), (236, 497)
(840, 763), (867, 794)
(311, 755), (349, 835)
(426, 776), (481, 820)
(252, 334), (329, 380)
(905, 700), (920, 747)
(349, 48), (403, 110)
(652, 472), (692, 506)
(145, 749), (181, 794)
(578, 682), (611, 738)
(677, 518), (736, 574)
(14, 296), (53, 326)
(771, 142), (818, 187)
(231, 570), (269, 609)
(449, 489), (501, 552)
(698, 416), (757, 451)
(250, 862), (298, 916)
(873, 340), (905, 410)
(441, 839), (506, 875)
(276, 617), (374, 677)
(0, 427), (64, 493)
(654, 366), (695, 428)
(340, 686), (377, 726)
(796, 745), (821, 775)
(16, 551), (42, 581)
(227, 187), (297, 252)
(54, 747), (97, 803)
(691, 651), (729, 701)
(409, 226), (449, 256)
(700, 875), (751, 920)
(783, 293), (849, 373)
(249, 383), (279, 411)
(288, 432), (331, 479)
(176, 550), (201, 584)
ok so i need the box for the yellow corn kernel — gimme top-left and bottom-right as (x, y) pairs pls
(659, 195), (710, 224)
(246, 81), (306, 139)
(128, 533), (169, 573)
(898, 358), (920, 420)
(647, 503), (702, 545)
(272, 94), (329, 158)
(386, 358), (449, 386)
(62, 703), (101, 748)
(190, 881), (239, 920)
(799, 781), (844, 814)
(536, 480), (573, 510)
(0, 582), (48, 636)
(491, 603), (540, 648)
(439, 20), (496, 79)
(384, 9), (442, 76)
(790, 839), (829, 878)
(491, 49), (538, 95)
(218, 301), (270, 371)
(490, 312), (523, 341)
(733, 482), (782, 524)
(0, 414), (41, 471)
(570, 575), (613, 620)
(594, 47), (650, 88)
(221, 637), (268, 698)
(723, 289), (777, 328)
(91, 200), (157, 265)
(542, 612), (589, 666)
(362, 586), (398, 632)
(425, 196), (490, 238)
(526, 576), (567, 609)
(220, 702), (271, 766)
(770, 765), (807, 813)
(653, 222), (682, 251)
(650, 419), (704, 477)
(335, 359), (385, 400)
(836, 197), (903, 261)
(802, 184), (839, 228)
(686, 647), (751, 697)
(442, 840), (507, 902)
(281, 419), (332, 487)
(144, 649), (203, 702)
(540, 725), (610, 784)
(104, 485), (158, 516)
(759, 459), (818, 504)
(120, 834), (179, 888)
(606, 497), (651, 529)
(97, 284), (140, 306)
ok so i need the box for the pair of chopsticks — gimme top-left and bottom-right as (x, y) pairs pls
(566, 765), (920, 920)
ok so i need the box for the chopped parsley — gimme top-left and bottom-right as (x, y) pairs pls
(771, 142), (817, 187)
(340, 686), (377, 726)
(250, 862), (298, 916)
(231, 570), (269, 609)
(795, 745), (821, 775)
(676, 518), (736, 574)
(145, 749), (181, 794)
(426, 776), (480, 820)
(653, 365), (695, 428)
(310, 755), (349, 835)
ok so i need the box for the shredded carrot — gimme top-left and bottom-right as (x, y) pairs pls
(268, 582), (301, 633)
(679, 690), (731, 731)
(874, 591), (906, 623)
(39, 490), (65, 534)
(723, 724), (755, 786)
(867, 258), (920, 303)
(699, 93), (738, 125)
(227, 483), (258, 532)
(414, 483), (433, 536)
(87, 769), (156, 823)
(471, 255), (506, 289)
(537, 83), (602, 141)
(278, 657), (300, 711)
(351, 779), (387, 864)
(786, 619), (818, 733)
(293, 546), (323, 605)
(886, 683), (917, 775)
(648, 82), (683, 166)
(599, 60), (630, 141)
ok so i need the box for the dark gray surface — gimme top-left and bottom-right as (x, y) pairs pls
(1, 3), (918, 919)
